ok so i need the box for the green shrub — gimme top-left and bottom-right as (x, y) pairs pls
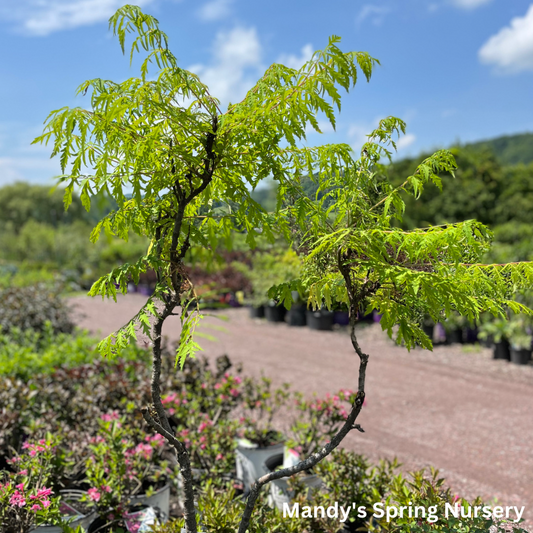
(0, 284), (74, 335)
(0, 325), (149, 379)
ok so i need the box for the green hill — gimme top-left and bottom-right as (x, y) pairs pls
(465, 132), (533, 166)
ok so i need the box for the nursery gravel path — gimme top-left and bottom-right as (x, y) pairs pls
(69, 294), (533, 527)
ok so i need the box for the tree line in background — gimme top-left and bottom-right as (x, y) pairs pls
(0, 182), (149, 289)
(0, 132), (532, 292)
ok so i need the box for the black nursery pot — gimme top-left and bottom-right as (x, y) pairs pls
(422, 324), (434, 341)
(333, 311), (350, 327)
(464, 327), (479, 344)
(249, 305), (265, 319)
(287, 304), (307, 327)
(510, 347), (531, 365)
(446, 328), (464, 345)
(493, 339), (511, 361)
(306, 309), (334, 331)
(265, 304), (286, 323)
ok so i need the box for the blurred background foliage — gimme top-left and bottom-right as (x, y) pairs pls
(0, 182), (149, 290)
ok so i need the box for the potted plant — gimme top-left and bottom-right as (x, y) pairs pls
(35, 8), (533, 531)
(81, 415), (172, 529)
(286, 291), (307, 327)
(421, 316), (434, 343)
(442, 313), (467, 344)
(478, 317), (513, 360)
(240, 250), (302, 323)
(1, 437), (70, 533)
(261, 389), (359, 511)
(332, 304), (350, 327)
(306, 307), (334, 331)
(508, 319), (532, 365)
(235, 378), (290, 494)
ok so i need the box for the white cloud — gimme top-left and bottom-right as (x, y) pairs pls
(356, 5), (391, 27)
(0, 157), (60, 186)
(396, 133), (416, 151)
(2, 0), (155, 36)
(188, 27), (263, 108)
(348, 120), (416, 154)
(277, 44), (314, 70)
(348, 120), (378, 152)
(450, 0), (492, 9)
(478, 5), (533, 74)
(197, 0), (233, 22)
(305, 120), (334, 136)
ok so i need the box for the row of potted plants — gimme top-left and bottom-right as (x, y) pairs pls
(250, 302), (378, 331)
(478, 316), (533, 365)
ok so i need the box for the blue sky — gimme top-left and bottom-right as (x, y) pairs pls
(0, 0), (532, 186)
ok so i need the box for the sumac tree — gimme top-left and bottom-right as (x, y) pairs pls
(35, 6), (533, 532)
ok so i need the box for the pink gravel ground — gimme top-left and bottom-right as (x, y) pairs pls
(69, 294), (533, 526)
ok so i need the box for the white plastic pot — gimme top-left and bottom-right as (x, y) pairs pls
(130, 483), (170, 522)
(30, 490), (97, 532)
(263, 452), (323, 510)
(235, 438), (285, 494)
(268, 473), (322, 510)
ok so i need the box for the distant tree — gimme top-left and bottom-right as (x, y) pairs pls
(468, 132), (533, 166)
(384, 147), (504, 229)
(494, 162), (533, 225)
(0, 182), (117, 229)
(0, 182), (86, 229)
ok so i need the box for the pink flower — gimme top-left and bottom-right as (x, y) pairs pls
(230, 388), (239, 398)
(18, 469), (28, 476)
(215, 453), (224, 461)
(101, 485), (112, 493)
(15, 483), (24, 490)
(133, 443), (153, 460)
(10, 491), (26, 507)
(162, 392), (177, 405)
(31, 504), (41, 511)
(234, 376), (242, 385)
(36, 488), (52, 499)
(214, 383), (221, 390)
(100, 411), (120, 422)
(88, 488), (101, 502)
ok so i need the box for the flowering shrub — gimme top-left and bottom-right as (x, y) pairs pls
(163, 370), (245, 484)
(0, 436), (64, 532)
(175, 415), (240, 484)
(240, 376), (290, 447)
(82, 414), (172, 525)
(287, 389), (359, 456)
